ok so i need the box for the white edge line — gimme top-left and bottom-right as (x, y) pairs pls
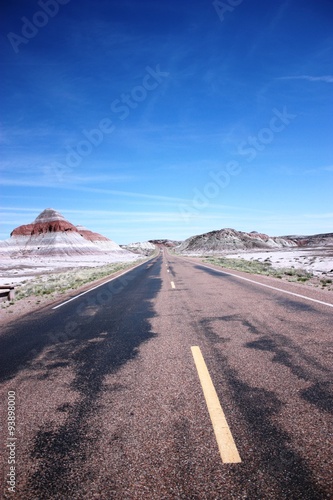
(52, 259), (153, 310)
(197, 263), (333, 309)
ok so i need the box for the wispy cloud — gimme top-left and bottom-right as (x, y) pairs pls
(304, 212), (333, 220)
(304, 165), (333, 174)
(0, 179), (191, 204)
(280, 75), (333, 83)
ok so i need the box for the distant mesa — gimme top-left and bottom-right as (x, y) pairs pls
(175, 228), (296, 254)
(120, 239), (179, 256)
(121, 241), (156, 256)
(149, 239), (180, 247)
(174, 228), (333, 254)
(1, 208), (131, 258)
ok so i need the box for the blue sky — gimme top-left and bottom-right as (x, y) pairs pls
(1, 0), (332, 243)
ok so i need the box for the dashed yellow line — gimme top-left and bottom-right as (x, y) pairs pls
(191, 346), (241, 464)
(171, 281), (176, 289)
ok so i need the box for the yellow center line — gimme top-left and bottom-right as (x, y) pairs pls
(191, 346), (241, 464)
(171, 281), (176, 288)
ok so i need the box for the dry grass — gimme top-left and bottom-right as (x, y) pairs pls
(201, 256), (333, 291)
(204, 256), (312, 280)
(8, 261), (142, 303)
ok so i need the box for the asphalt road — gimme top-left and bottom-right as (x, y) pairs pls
(1, 250), (332, 499)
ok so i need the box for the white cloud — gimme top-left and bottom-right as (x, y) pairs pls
(280, 75), (333, 83)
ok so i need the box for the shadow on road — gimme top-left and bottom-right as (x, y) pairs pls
(2, 259), (162, 499)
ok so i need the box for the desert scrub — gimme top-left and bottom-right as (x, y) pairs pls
(297, 276), (310, 282)
(203, 256), (313, 281)
(14, 260), (143, 302)
(203, 257), (277, 276)
(320, 278), (332, 287)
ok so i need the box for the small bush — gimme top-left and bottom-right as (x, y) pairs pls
(284, 270), (294, 276)
(203, 256), (314, 283)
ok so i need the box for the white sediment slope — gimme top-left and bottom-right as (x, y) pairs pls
(121, 241), (156, 255)
(0, 232), (106, 257)
(175, 228), (333, 277)
(225, 248), (333, 276)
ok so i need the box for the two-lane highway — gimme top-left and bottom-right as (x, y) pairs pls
(1, 250), (332, 499)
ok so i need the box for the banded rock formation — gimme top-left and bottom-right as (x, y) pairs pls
(1, 209), (129, 258)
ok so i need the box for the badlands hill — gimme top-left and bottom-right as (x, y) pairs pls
(283, 232), (333, 247)
(121, 239), (180, 255)
(0, 208), (132, 259)
(175, 228), (298, 254)
(149, 239), (181, 247)
(121, 241), (156, 256)
(174, 228), (333, 254)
